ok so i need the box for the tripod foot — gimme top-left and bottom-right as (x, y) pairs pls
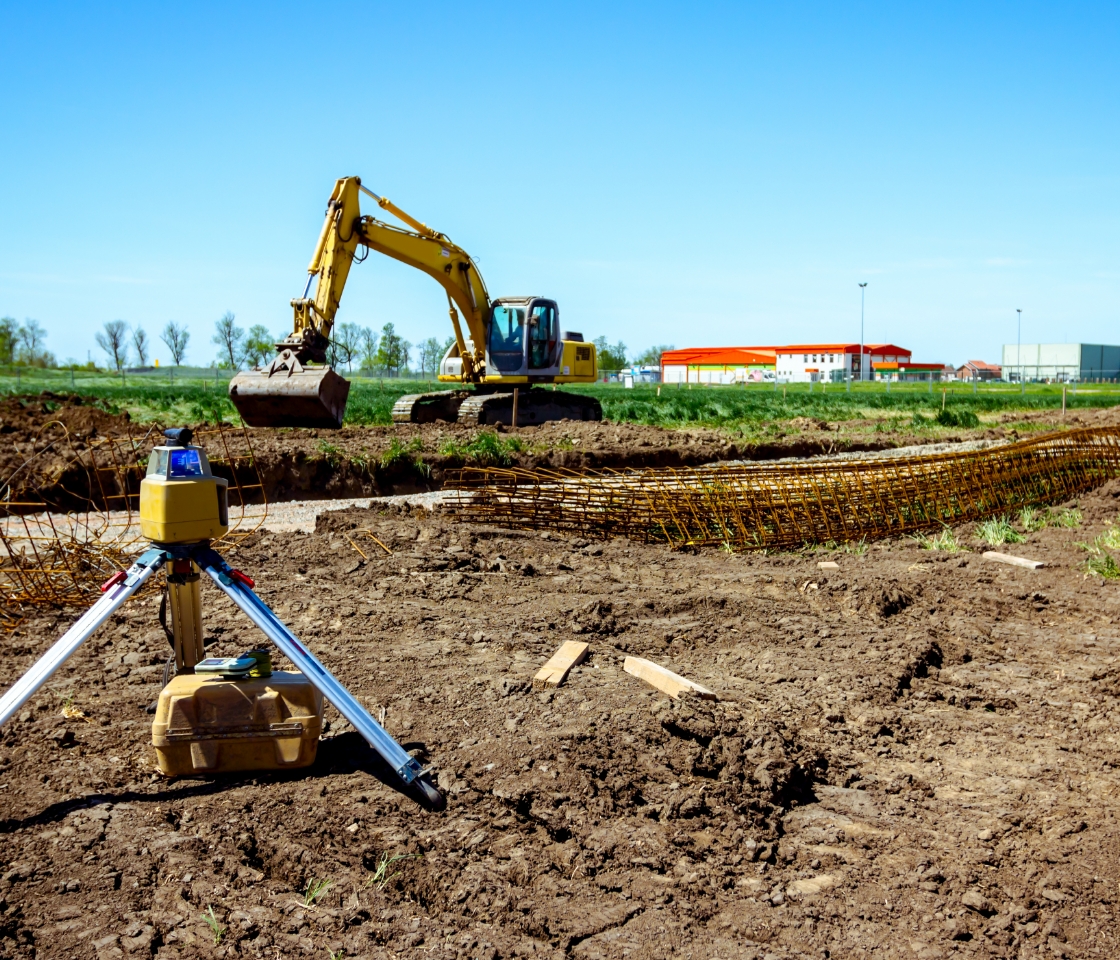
(409, 774), (446, 812)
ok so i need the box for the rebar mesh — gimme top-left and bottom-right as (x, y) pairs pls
(448, 427), (1120, 549)
(0, 422), (268, 626)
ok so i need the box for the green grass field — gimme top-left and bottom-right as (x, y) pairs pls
(1, 366), (1117, 430)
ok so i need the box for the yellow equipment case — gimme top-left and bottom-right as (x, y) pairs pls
(151, 671), (324, 775)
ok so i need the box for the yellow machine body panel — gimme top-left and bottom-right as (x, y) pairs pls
(139, 443), (229, 544)
(151, 671), (323, 775)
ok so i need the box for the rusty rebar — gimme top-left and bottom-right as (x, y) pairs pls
(447, 428), (1120, 550)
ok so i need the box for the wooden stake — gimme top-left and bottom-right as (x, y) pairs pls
(623, 656), (717, 700)
(533, 641), (589, 689)
(511, 387), (519, 428)
(982, 551), (1045, 570)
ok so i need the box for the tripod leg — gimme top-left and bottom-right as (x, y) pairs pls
(0, 549), (166, 726)
(196, 550), (433, 793)
(167, 562), (204, 671)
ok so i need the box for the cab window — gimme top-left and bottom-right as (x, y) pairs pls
(529, 303), (557, 369)
(488, 306), (525, 372)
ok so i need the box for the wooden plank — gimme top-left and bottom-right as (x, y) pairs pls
(817, 561), (839, 570)
(982, 551), (1045, 570)
(623, 656), (717, 700)
(533, 641), (589, 690)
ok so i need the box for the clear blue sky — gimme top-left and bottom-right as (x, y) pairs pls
(2, 2), (1117, 368)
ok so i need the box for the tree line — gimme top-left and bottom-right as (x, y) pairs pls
(1, 312), (674, 375)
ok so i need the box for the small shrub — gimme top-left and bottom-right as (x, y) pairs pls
(936, 408), (981, 428)
(975, 516), (1026, 547)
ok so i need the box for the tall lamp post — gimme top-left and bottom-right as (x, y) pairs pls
(1016, 308), (1023, 395)
(859, 282), (868, 383)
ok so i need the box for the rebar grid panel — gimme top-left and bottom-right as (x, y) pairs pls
(447, 428), (1120, 549)
(0, 422), (268, 626)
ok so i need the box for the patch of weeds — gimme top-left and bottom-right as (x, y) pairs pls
(365, 851), (420, 890)
(1098, 523), (1120, 549)
(201, 905), (225, 945)
(304, 876), (334, 906)
(841, 538), (869, 556)
(504, 435), (525, 453)
(350, 449), (371, 471)
(380, 437), (427, 475)
(912, 527), (961, 552)
(318, 440), (343, 467)
(975, 516), (1026, 547)
(555, 435), (575, 450)
(328, 950), (345, 960)
(1081, 543), (1120, 580)
(438, 437), (467, 464)
(936, 408), (981, 428)
(465, 431), (513, 467)
(1019, 507), (1051, 532)
(1055, 508), (1082, 528)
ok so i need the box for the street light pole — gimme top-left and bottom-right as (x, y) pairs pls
(1016, 308), (1023, 395)
(859, 282), (868, 382)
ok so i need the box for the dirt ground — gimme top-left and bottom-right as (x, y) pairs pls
(2, 469), (1119, 957)
(5, 394), (1120, 509)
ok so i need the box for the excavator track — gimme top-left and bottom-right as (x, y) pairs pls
(390, 391), (472, 424)
(456, 388), (602, 426)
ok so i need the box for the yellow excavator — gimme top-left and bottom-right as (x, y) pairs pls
(229, 177), (602, 428)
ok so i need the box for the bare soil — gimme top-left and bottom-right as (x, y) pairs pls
(2, 475), (1120, 958)
(6, 395), (1120, 511)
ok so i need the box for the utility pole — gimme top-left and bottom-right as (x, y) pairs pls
(1016, 308), (1023, 395)
(859, 282), (868, 382)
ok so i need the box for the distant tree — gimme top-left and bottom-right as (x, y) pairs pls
(160, 321), (190, 365)
(331, 322), (362, 372)
(96, 320), (130, 374)
(12, 319), (54, 367)
(211, 312), (245, 370)
(243, 325), (276, 367)
(0, 317), (17, 365)
(358, 327), (379, 371)
(593, 337), (628, 370)
(131, 326), (149, 367)
(375, 323), (410, 377)
(634, 344), (674, 366)
(417, 337), (444, 377)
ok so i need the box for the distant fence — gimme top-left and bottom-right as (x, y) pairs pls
(447, 427), (1120, 550)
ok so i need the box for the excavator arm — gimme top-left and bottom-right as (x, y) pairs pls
(289, 177), (489, 381)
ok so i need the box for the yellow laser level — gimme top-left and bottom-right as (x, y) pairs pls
(139, 428), (229, 545)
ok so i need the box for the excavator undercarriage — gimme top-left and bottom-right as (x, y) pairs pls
(391, 388), (602, 426)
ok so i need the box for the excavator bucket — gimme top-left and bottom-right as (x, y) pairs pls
(229, 366), (351, 429)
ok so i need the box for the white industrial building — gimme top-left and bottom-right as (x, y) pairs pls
(1002, 343), (1120, 382)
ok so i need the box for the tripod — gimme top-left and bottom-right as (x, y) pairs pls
(0, 540), (443, 808)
